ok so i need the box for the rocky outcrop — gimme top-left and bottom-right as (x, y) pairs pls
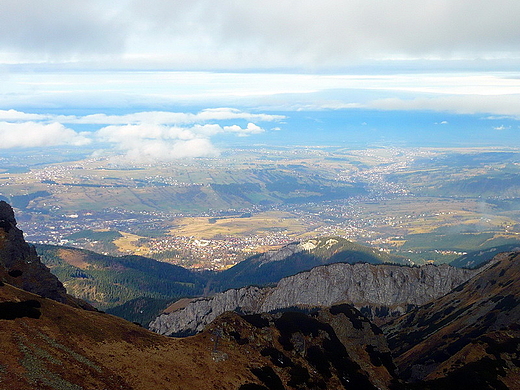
(207, 304), (398, 390)
(151, 286), (270, 336)
(0, 201), (90, 309)
(149, 261), (477, 336)
(256, 241), (305, 265)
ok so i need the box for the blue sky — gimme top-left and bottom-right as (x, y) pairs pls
(1, 1), (520, 160)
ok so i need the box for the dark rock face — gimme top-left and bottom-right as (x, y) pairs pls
(0, 200), (16, 231)
(207, 303), (397, 390)
(0, 201), (89, 308)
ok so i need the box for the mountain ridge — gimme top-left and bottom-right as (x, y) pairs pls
(213, 237), (406, 291)
(150, 261), (477, 336)
(383, 251), (520, 387)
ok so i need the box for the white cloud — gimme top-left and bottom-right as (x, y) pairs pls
(94, 120), (267, 161)
(493, 125), (511, 130)
(61, 108), (284, 126)
(0, 107), (275, 159)
(223, 123), (264, 136)
(0, 109), (49, 121)
(368, 95), (520, 116)
(0, 0), (125, 61)
(0, 121), (90, 148)
(0, 108), (284, 126)
(96, 122), (266, 143)
(120, 0), (520, 70)
(96, 123), (220, 161)
(120, 138), (219, 162)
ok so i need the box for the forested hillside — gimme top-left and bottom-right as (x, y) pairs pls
(36, 244), (206, 311)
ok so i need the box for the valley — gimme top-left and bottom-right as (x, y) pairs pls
(1, 146), (520, 269)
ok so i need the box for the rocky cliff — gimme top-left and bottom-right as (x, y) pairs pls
(150, 261), (477, 336)
(0, 201), (90, 309)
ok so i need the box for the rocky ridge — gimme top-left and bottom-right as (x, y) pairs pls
(150, 261), (477, 336)
(383, 251), (520, 387)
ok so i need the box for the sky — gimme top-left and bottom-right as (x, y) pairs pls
(1, 0), (520, 160)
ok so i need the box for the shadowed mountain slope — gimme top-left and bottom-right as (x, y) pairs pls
(450, 243), (520, 269)
(35, 244), (207, 311)
(383, 251), (520, 389)
(213, 237), (406, 291)
(0, 279), (399, 389)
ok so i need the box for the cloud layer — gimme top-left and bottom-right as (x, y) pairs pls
(2, 1), (520, 69)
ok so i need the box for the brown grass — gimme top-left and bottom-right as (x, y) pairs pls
(57, 248), (90, 269)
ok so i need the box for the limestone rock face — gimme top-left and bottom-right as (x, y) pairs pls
(255, 242), (304, 265)
(150, 286), (270, 335)
(149, 261), (477, 336)
(260, 262), (474, 312)
(0, 201), (90, 308)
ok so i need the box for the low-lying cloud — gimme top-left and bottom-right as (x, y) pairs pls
(368, 95), (520, 116)
(0, 108), (284, 126)
(96, 121), (265, 160)
(0, 121), (90, 149)
(0, 108), (281, 161)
